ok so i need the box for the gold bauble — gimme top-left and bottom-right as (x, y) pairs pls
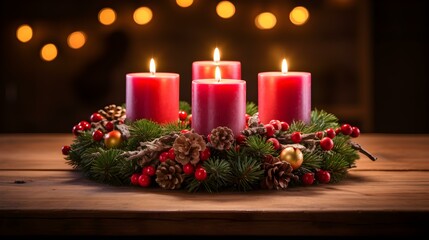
(279, 147), (303, 170)
(104, 130), (122, 148)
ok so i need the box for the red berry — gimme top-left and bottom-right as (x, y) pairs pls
(315, 131), (324, 139)
(168, 148), (176, 160)
(301, 172), (315, 185)
(194, 167), (207, 181)
(72, 124), (84, 136)
(183, 163), (195, 175)
(138, 174), (151, 187)
(316, 170), (331, 184)
(90, 113), (103, 123)
(351, 126), (360, 138)
(341, 124), (353, 135)
(143, 166), (156, 176)
(280, 121), (289, 131)
(266, 138), (280, 150)
(245, 114), (251, 123)
(207, 133), (212, 143)
(291, 132), (302, 143)
(325, 128), (336, 139)
(200, 148), (211, 161)
(130, 173), (140, 185)
(62, 145), (71, 155)
(335, 127), (342, 135)
(269, 120), (281, 130)
(236, 134), (246, 144)
(105, 121), (114, 132)
(181, 129), (190, 134)
(159, 152), (169, 162)
(320, 137), (334, 151)
(78, 121), (91, 131)
(92, 130), (104, 141)
(179, 111), (188, 121)
(264, 124), (275, 137)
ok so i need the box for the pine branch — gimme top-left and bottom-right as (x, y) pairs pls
(127, 119), (164, 150)
(90, 149), (126, 185)
(229, 157), (264, 191)
(244, 135), (275, 158)
(186, 158), (233, 193)
(311, 109), (340, 130)
(299, 150), (324, 173)
(246, 102), (258, 116)
(162, 121), (188, 133)
(322, 152), (351, 183)
(66, 131), (102, 167)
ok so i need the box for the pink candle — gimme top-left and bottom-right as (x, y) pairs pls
(192, 67), (246, 137)
(126, 59), (179, 123)
(258, 59), (311, 124)
(192, 48), (241, 80)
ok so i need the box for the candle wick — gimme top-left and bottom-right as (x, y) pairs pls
(151, 72), (155, 76)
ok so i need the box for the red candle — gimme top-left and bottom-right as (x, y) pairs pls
(192, 48), (241, 80)
(126, 59), (179, 123)
(258, 59), (311, 124)
(192, 67), (246, 137)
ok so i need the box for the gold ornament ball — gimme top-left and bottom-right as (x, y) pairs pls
(104, 130), (122, 148)
(279, 147), (303, 170)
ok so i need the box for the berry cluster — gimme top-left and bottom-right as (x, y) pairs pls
(178, 110), (192, 128)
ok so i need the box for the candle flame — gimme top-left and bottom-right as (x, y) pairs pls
(214, 47), (220, 62)
(150, 58), (156, 75)
(282, 58), (288, 74)
(215, 66), (221, 82)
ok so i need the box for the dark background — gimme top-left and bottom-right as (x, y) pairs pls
(0, 0), (428, 133)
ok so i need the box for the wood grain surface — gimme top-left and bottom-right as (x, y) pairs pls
(1, 134), (429, 236)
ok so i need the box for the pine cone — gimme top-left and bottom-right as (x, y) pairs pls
(261, 157), (297, 190)
(210, 126), (235, 150)
(155, 160), (185, 190)
(173, 132), (206, 166)
(98, 104), (126, 121)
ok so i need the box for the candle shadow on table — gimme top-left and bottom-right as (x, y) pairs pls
(72, 29), (130, 108)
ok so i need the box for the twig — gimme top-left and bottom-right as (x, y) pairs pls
(350, 142), (378, 161)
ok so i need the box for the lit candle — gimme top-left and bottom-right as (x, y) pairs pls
(126, 58), (180, 123)
(192, 47), (241, 80)
(258, 59), (311, 124)
(192, 66), (246, 136)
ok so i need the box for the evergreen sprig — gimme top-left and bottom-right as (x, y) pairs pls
(246, 101), (258, 116)
(90, 149), (126, 185)
(186, 158), (233, 192)
(245, 135), (275, 158)
(180, 101), (192, 114)
(126, 119), (164, 150)
(229, 157), (264, 191)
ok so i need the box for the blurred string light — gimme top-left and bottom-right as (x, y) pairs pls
(216, 1), (235, 19)
(133, 7), (153, 25)
(40, 43), (57, 61)
(67, 31), (86, 49)
(98, 8), (116, 25)
(16, 24), (33, 43)
(255, 12), (277, 30)
(176, 0), (193, 8)
(289, 6), (309, 25)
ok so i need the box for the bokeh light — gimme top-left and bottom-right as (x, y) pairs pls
(16, 24), (33, 43)
(289, 6), (310, 26)
(133, 7), (153, 25)
(67, 31), (86, 49)
(98, 8), (116, 25)
(40, 43), (58, 61)
(216, 1), (236, 19)
(176, 0), (193, 8)
(255, 12), (277, 30)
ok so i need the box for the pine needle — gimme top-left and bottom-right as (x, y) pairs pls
(246, 101), (259, 116)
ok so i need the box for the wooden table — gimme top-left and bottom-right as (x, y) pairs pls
(1, 134), (429, 236)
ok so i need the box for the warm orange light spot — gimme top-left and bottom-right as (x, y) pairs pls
(176, 0), (193, 8)
(216, 1), (235, 19)
(282, 59), (288, 74)
(40, 43), (58, 61)
(16, 24), (33, 43)
(67, 31), (86, 49)
(290, 6), (309, 26)
(98, 8), (116, 25)
(255, 12), (277, 30)
(134, 7), (153, 25)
